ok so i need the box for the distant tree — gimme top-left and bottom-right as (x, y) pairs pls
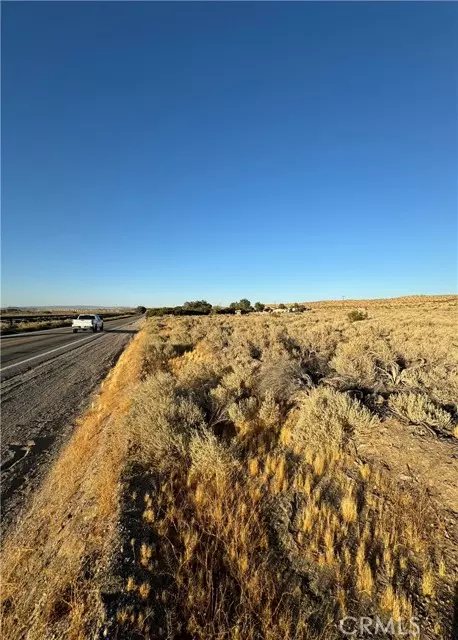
(254, 302), (265, 312)
(229, 299), (253, 312)
(136, 306), (147, 314)
(183, 300), (212, 314)
(239, 298), (252, 311)
(278, 303), (286, 309)
(146, 307), (169, 317)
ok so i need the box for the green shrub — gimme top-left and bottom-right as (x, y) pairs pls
(183, 300), (212, 314)
(146, 305), (212, 317)
(348, 309), (368, 322)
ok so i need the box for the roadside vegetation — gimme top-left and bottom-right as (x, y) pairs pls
(1, 295), (457, 639)
(0, 317), (74, 333)
(146, 299), (309, 317)
(0, 310), (138, 335)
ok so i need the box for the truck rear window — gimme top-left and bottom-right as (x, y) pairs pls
(78, 315), (95, 320)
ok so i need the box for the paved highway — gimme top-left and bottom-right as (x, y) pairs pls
(1, 314), (143, 530)
(0, 315), (141, 377)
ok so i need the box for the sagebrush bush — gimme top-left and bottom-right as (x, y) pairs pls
(128, 371), (205, 469)
(348, 309), (368, 322)
(388, 392), (453, 432)
(330, 338), (379, 387)
(281, 386), (377, 449)
(189, 430), (236, 491)
(141, 335), (176, 375)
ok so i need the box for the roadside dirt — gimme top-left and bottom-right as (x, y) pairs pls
(0, 320), (142, 533)
(356, 419), (458, 515)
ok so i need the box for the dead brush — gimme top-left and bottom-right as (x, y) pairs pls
(375, 357), (427, 389)
(257, 354), (313, 404)
(207, 366), (256, 428)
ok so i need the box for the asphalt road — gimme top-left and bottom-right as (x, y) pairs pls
(1, 314), (143, 531)
(0, 315), (141, 378)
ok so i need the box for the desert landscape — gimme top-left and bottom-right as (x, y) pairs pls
(2, 295), (457, 639)
(3, 1), (456, 637)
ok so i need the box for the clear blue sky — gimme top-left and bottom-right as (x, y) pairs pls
(2, 2), (457, 307)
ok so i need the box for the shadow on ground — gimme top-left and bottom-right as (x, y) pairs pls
(452, 582), (458, 639)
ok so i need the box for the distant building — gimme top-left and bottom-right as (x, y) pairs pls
(262, 305), (309, 314)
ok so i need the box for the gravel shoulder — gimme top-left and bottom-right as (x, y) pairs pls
(0, 318), (143, 533)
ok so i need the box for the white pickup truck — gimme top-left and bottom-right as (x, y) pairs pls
(72, 314), (104, 333)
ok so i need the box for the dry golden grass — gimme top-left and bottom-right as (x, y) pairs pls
(2, 296), (457, 639)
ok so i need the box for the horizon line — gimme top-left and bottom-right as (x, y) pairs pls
(2, 293), (456, 310)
